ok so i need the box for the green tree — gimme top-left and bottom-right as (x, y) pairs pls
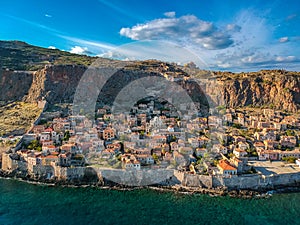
(282, 156), (297, 163)
(232, 123), (242, 129)
(63, 131), (70, 141)
(152, 153), (159, 162)
(27, 140), (42, 151)
(286, 130), (295, 136)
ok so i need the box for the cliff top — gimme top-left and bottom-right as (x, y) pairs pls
(1, 40), (300, 79)
(0, 40), (96, 71)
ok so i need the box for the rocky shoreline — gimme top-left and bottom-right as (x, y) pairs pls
(1, 169), (300, 199)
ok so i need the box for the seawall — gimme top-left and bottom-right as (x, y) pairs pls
(1, 152), (300, 192)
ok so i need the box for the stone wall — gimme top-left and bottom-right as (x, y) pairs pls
(1, 153), (13, 171)
(2, 154), (300, 190)
(94, 168), (175, 186)
(33, 165), (55, 179)
(180, 173), (213, 188)
(212, 173), (300, 190)
(1, 153), (26, 172)
(53, 165), (85, 180)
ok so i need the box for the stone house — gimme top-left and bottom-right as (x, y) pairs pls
(102, 128), (115, 141)
(238, 141), (249, 151)
(253, 142), (265, 152)
(39, 132), (51, 142)
(258, 150), (279, 161)
(217, 159), (237, 177)
(173, 151), (187, 166)
(233, 148), (247, 158)
(263, 140), (279, 150)
(188, 137), (199, 148)
(212, 144), (228, 155)
(195, 148), (207, 157)
(135, 154), (154, 165)
(280, 136), (297, 148)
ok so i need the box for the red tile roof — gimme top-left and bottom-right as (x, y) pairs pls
(218, 159), (237, 171)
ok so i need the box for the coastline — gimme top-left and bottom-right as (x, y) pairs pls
(1, 169), (300, 199)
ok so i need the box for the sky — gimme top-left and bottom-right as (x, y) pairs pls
(0, 0), (300, 71)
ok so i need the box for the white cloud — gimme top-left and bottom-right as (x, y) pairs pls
(226, 24), (241, 32)
(115, 10), (300, 71)
(70, 46), (89, 55)
(45, 14), (52, 18)
(164, 11), (176, 18)
(59, 35), (115, 51)
(279, 37), (289, 43)
(48, 46), (56, 49)
(101, 40), (208, 68)
(209, 10), (300, 71)
(120, 14), (235, 50)
(116, 10), (300, 71)
(275, 55), (296, 62)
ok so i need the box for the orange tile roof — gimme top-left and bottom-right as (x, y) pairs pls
(47, 145), (56, 148)
(234, 148), (246, 153)
(218, 159), (237, 171)
(254, 142), (265, 147)
(45, 155), (58, 159)
(153, 135), (166, 139)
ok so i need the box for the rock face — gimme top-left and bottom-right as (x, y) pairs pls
(1, 64), (300, 112)
(1, 62), (210, 114)
(0, 70), (33, 102)
(220, 72), (300, 112)
(24, 65), (87, 104)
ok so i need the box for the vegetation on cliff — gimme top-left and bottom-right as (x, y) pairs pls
(0, 40), (96, 71)
(0, 102), (42, 136)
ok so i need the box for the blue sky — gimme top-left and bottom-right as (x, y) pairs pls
(0, 0), (300, 71)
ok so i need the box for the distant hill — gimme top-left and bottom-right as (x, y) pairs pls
(0, 40), (96, 71)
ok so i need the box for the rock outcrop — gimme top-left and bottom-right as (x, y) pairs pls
(220, 71), (300, 112)
(24, 64), (87, 104)
(0, 69), (33, 102)
(1, 64), (300, 112)
(193, 70), (300, 112)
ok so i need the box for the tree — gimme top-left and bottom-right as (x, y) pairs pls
(63, 131), (70, 141)
(282, 156), (297, 163)
(27, 140), (42, 151)
(286, 130), (295, 136)
(228, 153), (234, 158)
(152, 153), (159, 162)
(232, 123), (242, 129)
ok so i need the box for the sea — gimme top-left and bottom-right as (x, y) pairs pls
(0, 178), (299, 225)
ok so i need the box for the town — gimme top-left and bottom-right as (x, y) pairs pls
(2, 96), (300, 185)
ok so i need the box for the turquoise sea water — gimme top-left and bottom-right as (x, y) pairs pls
(0, 178), (299, 225)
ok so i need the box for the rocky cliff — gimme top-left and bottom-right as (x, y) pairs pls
(1, 61), (209, 116)
(0, 41), (300, 112)
(24, 64), (87, 104)
(185, 69), (300, 112)
(0, 69), (33, 103)
(1, 64), (300, 112)
(219, 71), (300, 112)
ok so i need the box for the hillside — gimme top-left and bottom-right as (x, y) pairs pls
(0, 40), (300, 121)
(0, 102), (42, 136)
(0, 40), (96, 71)
(199, 69), (300, 112)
